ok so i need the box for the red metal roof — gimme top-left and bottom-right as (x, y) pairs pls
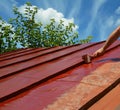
(0, 40), (120, 110)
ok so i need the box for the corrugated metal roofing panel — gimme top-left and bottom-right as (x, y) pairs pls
(0, 40), (120, 110)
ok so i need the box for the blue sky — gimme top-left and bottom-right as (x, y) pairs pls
(0, 0), (120, 42)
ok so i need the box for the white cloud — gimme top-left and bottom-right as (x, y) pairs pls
(35, 8), (63, 25)
(18, 4), (78, 31)
(18, 4), (37, 16)
(115, 6), (120, 14)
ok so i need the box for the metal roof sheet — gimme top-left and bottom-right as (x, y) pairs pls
(0, 40), (120, 110)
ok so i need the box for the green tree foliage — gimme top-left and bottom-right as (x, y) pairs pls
(10, 2), (81, 48)
(80, 36), (93, 44)
(0, 17), (17, 53)
(0, 2), (93, 54)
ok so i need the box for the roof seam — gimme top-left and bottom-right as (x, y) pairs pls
(0, 42), (104, 68)
(0, 44), (82, 67)
(79, 78), (120, 110)
(0, 48), (51, 61)
(0, 61), (84, 102)
(0, 42), (119, 80)
(0, 44), (81, 59)
(0, 42), (104, 79)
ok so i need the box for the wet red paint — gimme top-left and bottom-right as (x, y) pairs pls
(0, 80), (78, 110)
(0, 40), (120, 110)
(0, 42), (107, 99)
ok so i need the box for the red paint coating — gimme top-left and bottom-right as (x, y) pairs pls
(0, 42), (101, 78)
(0, 48), (34, 58)
(0, 80), (78, 110)
(0, 43), (109, 98)
(0, 48), (46, 61)
(0, 46), (64, 67)
(0, 40), (120, 110)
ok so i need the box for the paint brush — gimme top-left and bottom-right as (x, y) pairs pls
(82, 54), (92, 64)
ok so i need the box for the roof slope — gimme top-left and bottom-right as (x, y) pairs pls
(0, 40), (120, 110)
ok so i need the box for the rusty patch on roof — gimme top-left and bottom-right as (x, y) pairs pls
(0, 40), (120, 110)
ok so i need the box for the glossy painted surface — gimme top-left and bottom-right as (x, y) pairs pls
(0, 40), (120, 110)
